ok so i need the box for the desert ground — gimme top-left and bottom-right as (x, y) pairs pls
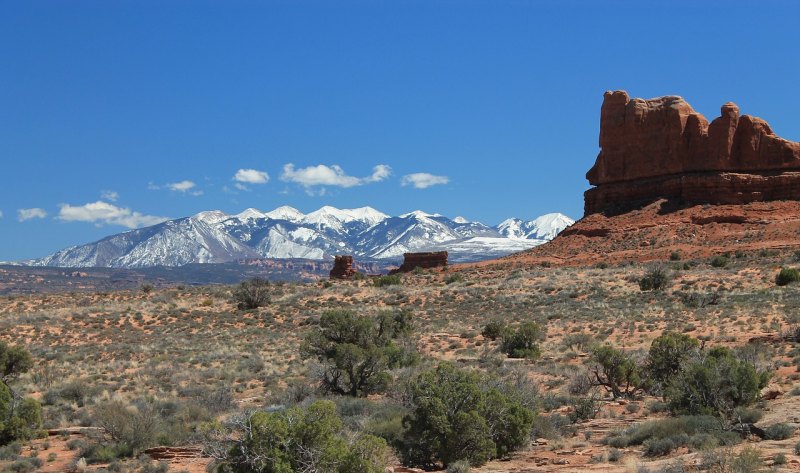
(2, 251), (800, 472)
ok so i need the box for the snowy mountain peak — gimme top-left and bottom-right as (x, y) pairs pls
(265, 205), (304, 221)
(345, 206), (389, 225)
(235, 208), (268, 220)
(400, 210), (442, 219)
(193, 210), (230, 225)
(496, 213), (574, 241)
(302, 206), (389, 228)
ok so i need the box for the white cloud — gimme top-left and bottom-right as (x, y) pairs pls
(234, 168), (270, 184)
(401, 173), (450, 189)
(280, 164), (391, 189)
(101, 190), (119, 202)
(18, 208), (48, 221)
(167, 180), (197, 192)
(57, 201), (168, 229)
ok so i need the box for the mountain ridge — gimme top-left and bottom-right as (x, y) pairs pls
(24, 206), (574, 268)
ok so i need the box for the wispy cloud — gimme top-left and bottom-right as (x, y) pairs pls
(234, 169), (269, 185)
(101, 190), (119, 202)
(401, 172), (450, 189)
(280, 164), (391, 189)
(57, 201), (168, 229)
(150, 180), (203, 196)
(18, 208), (48, 221)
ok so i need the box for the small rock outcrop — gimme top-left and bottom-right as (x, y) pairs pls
(586, 91), (800, 214)
(389, 251), (448, 274)
(329, 255), (359, 279)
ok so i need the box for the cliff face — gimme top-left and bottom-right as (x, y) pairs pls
(585, 91), (800, 214)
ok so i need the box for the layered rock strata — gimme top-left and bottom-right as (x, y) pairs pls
(586, 91), (800, 214)
(389, 251), (448, 274)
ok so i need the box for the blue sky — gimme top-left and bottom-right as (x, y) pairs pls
(1, 0), (799, 261)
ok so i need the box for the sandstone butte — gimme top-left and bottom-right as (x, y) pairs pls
(479, 91), (800, 267)
(586, 90), (800, 214)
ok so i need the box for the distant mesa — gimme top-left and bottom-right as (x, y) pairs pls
(389, 251), (448, 275)
(586, 90), (800, 214)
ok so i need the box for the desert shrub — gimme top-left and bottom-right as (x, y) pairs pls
(91, 400), (159, 455)
(763, 423), (795, 440)
(639, 267), (670, 291)
(732, 407), (763, 425)
(445, 459), (471, 473)
(729, 446), (763, 473)
(0, 442), (21, 460)
(563, 333), (593, 352)
(775, 267), (800, 286)
(373, 275), (401, 287)
(645, 332), (699, 395)
(301, 309), (417, 397)
(444, 273), (464, 285)
(0, 344), (42, 445)
(666, 347), (769, 417)
(587, 344), (643, 399)
(481, 320), (505, 341)
(710, 255), (729, 268)
(499, 322), (543, 359)
(231, 278), (270, 310)
(569, 396), (598, 423)
(603, 415), (734, 456)
(209, 400), (388, 473)
(669, 251), (681, 261)
(398, 362), (535, 469)
(0, 342), (33, 384)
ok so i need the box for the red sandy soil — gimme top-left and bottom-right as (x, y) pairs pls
(475, 200), (800, 268)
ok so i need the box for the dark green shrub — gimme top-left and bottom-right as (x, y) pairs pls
(666, 347), (769, 417)
(499, 322), (543, 359)
(764, 423), (795, 440)
(301, 309), (417, 396)
(481, 320), (505, 341)
(569, 396), (598, 423)
(231, 278), (270, 310)
(646, 332), (699, 395)
(669, 251), (681, 261)
(399, 363), (535, 469)
(710, 255), (729, 268)
(639, 267), (670, 291)
(373, 275), (401, 287)
(0, 343), (41, 445)
(775, 267), (800, 286)
(587, 344), (643, 399)
(213, 400), (388, 473)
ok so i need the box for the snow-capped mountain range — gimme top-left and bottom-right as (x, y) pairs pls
(26, 206), (574, 268)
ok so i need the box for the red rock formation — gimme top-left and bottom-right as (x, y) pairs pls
(329, 255), (359, 279)
(586, 91), (800, 214)
(389, 252), (448, 274)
